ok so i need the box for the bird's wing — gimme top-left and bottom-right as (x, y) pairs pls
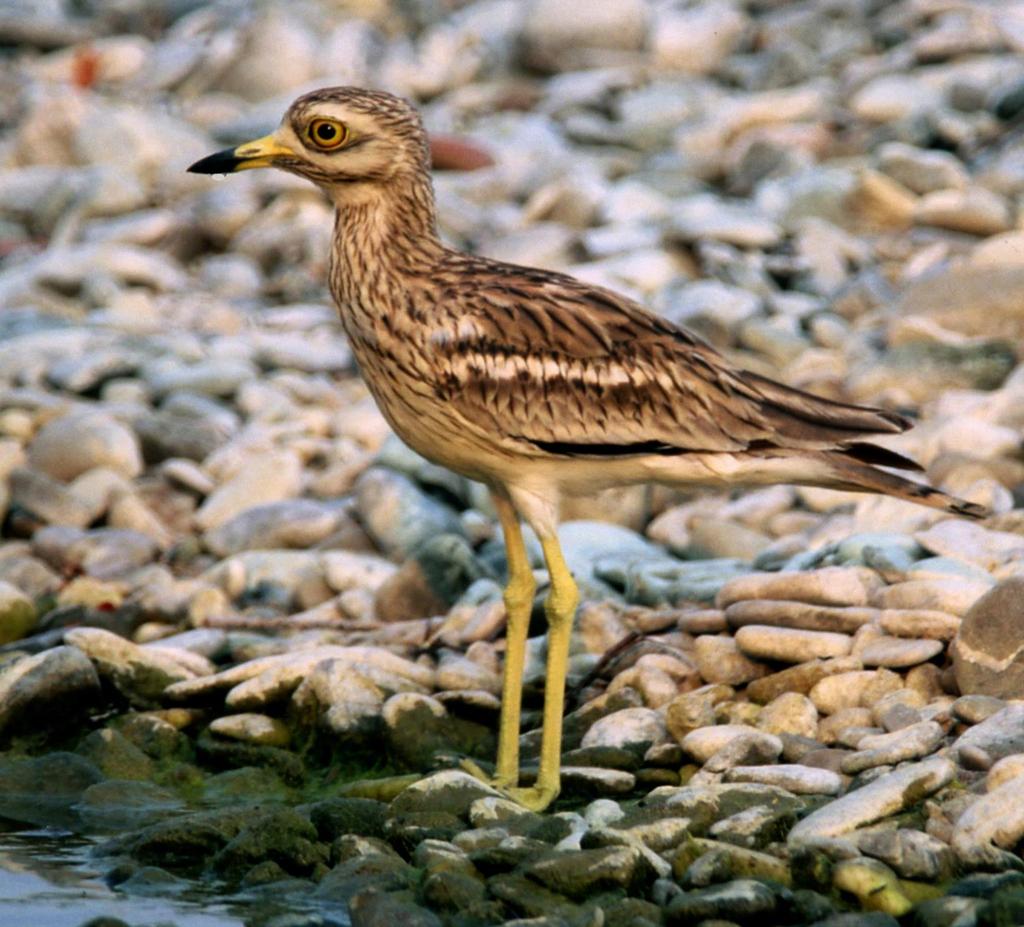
(431, 260), (909, 458)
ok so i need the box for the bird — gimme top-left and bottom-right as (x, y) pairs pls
(189, 86), (987, 811)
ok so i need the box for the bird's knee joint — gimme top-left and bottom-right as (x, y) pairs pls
(544, 583), (579, 624)
(504, 577), (536, 615)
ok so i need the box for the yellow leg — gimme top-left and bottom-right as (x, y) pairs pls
(462, 492), (535, 788)
(504, 533), (578, 812)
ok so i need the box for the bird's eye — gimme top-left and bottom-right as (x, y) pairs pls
(307, 118), (347, 149)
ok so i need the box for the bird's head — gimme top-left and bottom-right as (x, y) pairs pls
(188, 86), (430, 196)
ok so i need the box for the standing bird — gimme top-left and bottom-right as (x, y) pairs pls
(190, 87), (986, 811)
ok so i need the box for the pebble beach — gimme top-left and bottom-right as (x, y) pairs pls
(2, 1), (1024, 925)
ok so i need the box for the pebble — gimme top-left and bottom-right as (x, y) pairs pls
(840, 721), (945, 774)
(692, 635), (769, 685)
(858, 636), (943, 669)
(716, 567), (881, 609)
(788, 757), (955, 843)
(734, 626), (852, 663)
(952, 773), (1024, 869)
(65, 627), (204, 706)
(194, 451), (304, 531)
(953, 704), (1024, 764)
(725, 601), (878, 634)
(28, 410), (142, 481)
(952, 577), (1024, 698)
(723, 764), (843, 796)
(680, 725), (768, 764)
(209, 713), (291, 748)
(581, 707), (667, 755)
(809, 670), (903, 716)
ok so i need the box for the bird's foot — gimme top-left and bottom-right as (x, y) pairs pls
(459, 757), (516, 791)
(459, 759), (559, 811)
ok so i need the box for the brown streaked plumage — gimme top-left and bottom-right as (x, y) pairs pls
(189, 86), (987, 811)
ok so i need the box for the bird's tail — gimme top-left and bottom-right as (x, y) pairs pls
(822, 450), (989, 519)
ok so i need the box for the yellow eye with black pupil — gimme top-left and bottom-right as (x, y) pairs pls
(308, 119), (346, 149)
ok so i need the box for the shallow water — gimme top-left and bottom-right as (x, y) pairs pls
(0, 828), (244, 927)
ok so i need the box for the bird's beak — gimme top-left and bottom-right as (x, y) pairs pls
(187, 133), (294, 174)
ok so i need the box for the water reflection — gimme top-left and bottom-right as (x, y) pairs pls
(0, 825), (243, 927)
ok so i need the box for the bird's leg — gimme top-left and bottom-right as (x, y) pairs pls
(462, 492), (535, 789)
(505, 533), (578, 812)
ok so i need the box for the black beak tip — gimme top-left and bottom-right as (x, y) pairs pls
(187, 148), (241, 175)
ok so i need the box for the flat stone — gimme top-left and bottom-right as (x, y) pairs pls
(581, 707), (666, 755)
(879, 609), (960, 641)
(725, 600), (879, 633)
(788, 758), (955, 844)
(953, 704), (1024, 764)
(952, 772), (1024, 869)
(841, 721), (945, 774)
(665, 877), (779, 923)
(857, 828), (956, 881)
(872, 579), (991, 616)
(717, 567), (882, 609)
(681, 725), (766, 764)
(559, 766), (636, 799)
(915, 521), (1024, 572)
(723, 764), (843, 795)
(209, 713), (291, 748)
(65, 627), (202, 706)
(952, 695), (1008, 725)
(204, 500), (340, 557)
(665, 685), (734, 742)
(953, 578), (1024, 698)
(859, 637), (943, 668)
(9, 467), (93, 527)
(735, 626), (852, 663)
(526, 845), (651, 900)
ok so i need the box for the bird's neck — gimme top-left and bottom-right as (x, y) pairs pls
(330, 172), (444, 281)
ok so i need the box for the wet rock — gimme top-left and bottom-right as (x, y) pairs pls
(0, 752), (104, 828)
(383, 689), (494, 769)
(76, 779), (184, 832)
(212, 807), (325, 880)
(665, 877), (780, 924)
(76, 728), (154, 781)
(526, 845), (653, 900)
